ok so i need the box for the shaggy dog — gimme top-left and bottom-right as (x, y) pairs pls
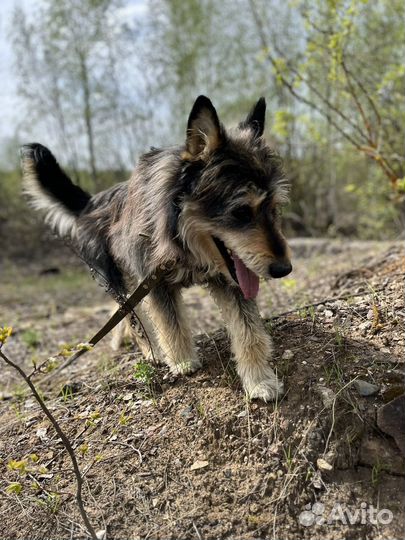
(21, 96), (292, 401)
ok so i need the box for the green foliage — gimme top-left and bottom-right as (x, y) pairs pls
(21, 329), (41, 349)
(133, 361), (156, 386)
(6, 482), (23, 495)
(2, 0), (404, 243)
(272, 110), (295, 139)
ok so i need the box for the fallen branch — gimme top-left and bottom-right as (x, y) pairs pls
(0, 346), (98, 540)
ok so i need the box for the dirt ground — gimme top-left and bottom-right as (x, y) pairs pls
(0, 239), (404, 540)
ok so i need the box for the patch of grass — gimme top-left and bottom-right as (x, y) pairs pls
(5, 482), (23, 495)
(60, 385), (74, 402)
(36, 492), (61, 514)
(21, 329), (41, 349)
(195, 401), (206, 418)
(133, 360), (157, 398)
(283, 445), (294, 472)
(119, 409), (132, 426)
(297, 304), (316, 324)
(133, 361), (156, 385)
(0, 267), (95, 305)
(333, 324), (346, 349)
(371, 461), (383, 486)
(323, 359), (345, 386)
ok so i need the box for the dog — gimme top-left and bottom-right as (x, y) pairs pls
(21, 95), (292, 401)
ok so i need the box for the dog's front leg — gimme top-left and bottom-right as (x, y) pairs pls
(146, 284), (201, 375)
(209, 279), (284, 402)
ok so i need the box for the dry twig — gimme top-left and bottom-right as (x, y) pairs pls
(0, 347), (98, 540)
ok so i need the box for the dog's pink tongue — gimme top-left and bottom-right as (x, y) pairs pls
(232, 254), (260, 300)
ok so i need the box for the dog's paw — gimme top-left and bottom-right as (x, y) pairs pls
(245, 377), (284, 402)
(170, 357), (202, 376)
(143, 349), (162, 365)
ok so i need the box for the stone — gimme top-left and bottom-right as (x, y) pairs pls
(353, 379), (379, 397)
(190, 460), (209, 471)
(180, 405), (194, 419)
(317, 457), (333, 471)
(282, 349), (294, 360)
(377, 394), (405, 456)
(359, 435), (405, 475)
(358, 321), (371, 332)
(314, 385), (336, 408)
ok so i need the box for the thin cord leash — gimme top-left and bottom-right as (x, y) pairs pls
(38, 252), (176, 385)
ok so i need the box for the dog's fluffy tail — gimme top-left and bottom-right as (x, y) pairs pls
(20, 143), (91, 238)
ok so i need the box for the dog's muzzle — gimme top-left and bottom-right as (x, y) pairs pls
(269, 261), (292, 278)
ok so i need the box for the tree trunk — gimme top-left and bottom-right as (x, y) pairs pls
(78, 51), (98, 188)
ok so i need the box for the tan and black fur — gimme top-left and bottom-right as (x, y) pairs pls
(21, 96), (292, 401)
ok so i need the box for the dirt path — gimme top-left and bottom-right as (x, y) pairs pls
(0, 239), (404, 539)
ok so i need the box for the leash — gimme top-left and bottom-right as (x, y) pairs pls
(38, 260), (176, 385)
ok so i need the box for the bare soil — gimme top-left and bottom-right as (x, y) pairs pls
(0, 239), (404, 540)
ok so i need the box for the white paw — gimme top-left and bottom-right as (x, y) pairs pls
(170, 357), (202, 376)
(245, 377), (284, 402)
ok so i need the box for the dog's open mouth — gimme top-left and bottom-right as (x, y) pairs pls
(213, 237), (260, 300)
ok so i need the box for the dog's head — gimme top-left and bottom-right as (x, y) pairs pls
(177, 95), (292, 299)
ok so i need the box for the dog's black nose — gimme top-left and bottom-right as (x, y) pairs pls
(269, 261), (292, 278)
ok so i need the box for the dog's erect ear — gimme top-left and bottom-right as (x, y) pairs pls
(240, 97), (266, 137)
(185, 96), (222, 158)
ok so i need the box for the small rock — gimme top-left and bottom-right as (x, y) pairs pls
(324, 309), (334, 319)
(377, 394), (405, 456)
(38, 473), (54, 480)
(282, 349), (294, 360)
(311, 471), (323, 490)
(359, 321), (371, 332)
(314, 385), (335, 408)
(353, 380), (379, 397)
(123, 393), (133, 401)
(190, 460), (209, 471)
(36, 427), (48, 441)
(316, 457), (333, 471)
(180, 406), (193, 419)
(96, 530), (106, 540)
(366, 309), (374, 320)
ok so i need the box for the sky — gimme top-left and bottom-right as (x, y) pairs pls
(0, 0), (32, 140)
(0, 0), (147, 144)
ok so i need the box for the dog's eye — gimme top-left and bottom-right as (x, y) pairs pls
(232, 205), (253, 224)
